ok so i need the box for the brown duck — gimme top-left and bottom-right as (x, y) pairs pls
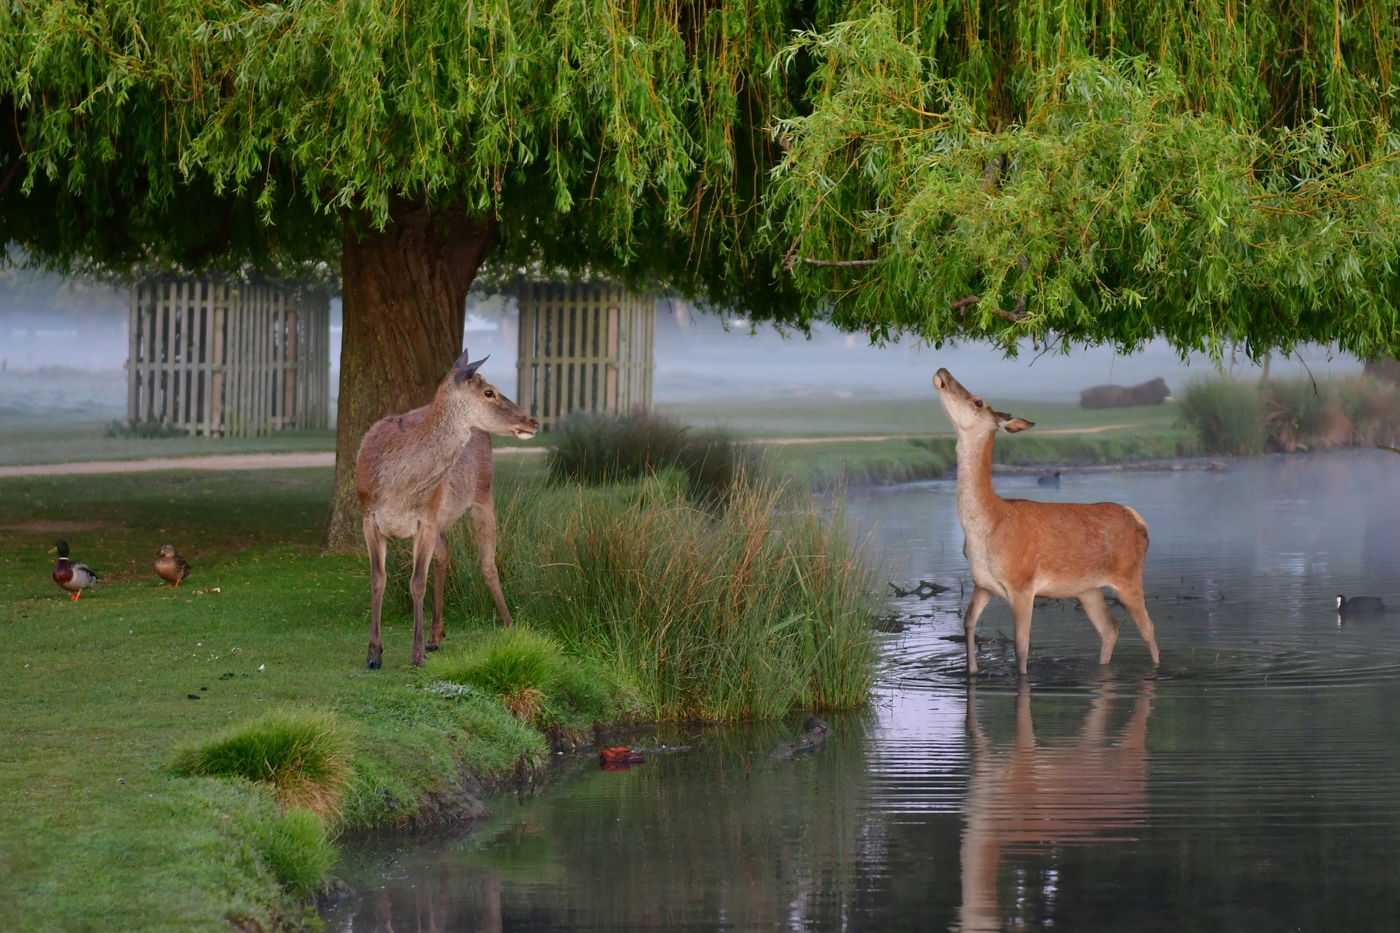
(51, 540), (100, 601)
(155, 544), (192, 587)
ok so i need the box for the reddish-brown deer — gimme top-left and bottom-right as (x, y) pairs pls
(933, 368), (1160, 674)
(355, 349), (539, 669)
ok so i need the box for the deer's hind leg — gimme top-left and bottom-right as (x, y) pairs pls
(1078, 588), (1122, 665)
(364, 520), (389, 670)
(1010, 590), (1036, 675)
(427, 532), (449, 652)
(1114, 579), (1160, 665)
(469, 500), (512, 627)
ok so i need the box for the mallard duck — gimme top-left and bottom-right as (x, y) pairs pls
(155, 544), (192, 587)
(1338, 595), (1386, 617)
(51, 540), (100, 601)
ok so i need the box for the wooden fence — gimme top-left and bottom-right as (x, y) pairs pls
(516, 281), (655, 431)
(127, 278), (331, 437)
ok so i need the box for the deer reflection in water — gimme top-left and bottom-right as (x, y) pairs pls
(958, 677), (1154, 933)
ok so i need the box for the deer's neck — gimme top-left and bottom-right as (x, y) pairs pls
(955, 432), (1003, 531)
(399, 395), (477, 486)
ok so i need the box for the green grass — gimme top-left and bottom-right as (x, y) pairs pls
(0, 467), (546, 932)
(172, 711), (352, 817)
(427, 627), (620, 733)
(448, 473), (881, 720)
(252, 807), (340, 896)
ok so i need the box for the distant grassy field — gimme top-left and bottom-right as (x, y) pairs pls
(658, 396), (1182, 438)
(0, 424), (339, 465)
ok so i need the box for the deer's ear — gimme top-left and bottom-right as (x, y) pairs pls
(995, 412), (1034, 433)
(453, 354), (489, 384)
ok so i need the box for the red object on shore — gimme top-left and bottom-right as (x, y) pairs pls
(599, 747), (646, 770)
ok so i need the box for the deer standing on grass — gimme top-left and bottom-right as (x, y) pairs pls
(933, 369), (1160, 674)
(355, 349), (539, 669)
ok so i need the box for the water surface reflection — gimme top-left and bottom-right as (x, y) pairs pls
(328, 451), (1400, 932)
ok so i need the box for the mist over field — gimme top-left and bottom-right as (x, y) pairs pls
(0, 270), (1364, 429)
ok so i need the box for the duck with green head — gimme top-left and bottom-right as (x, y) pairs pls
(51, 541), (100, 601)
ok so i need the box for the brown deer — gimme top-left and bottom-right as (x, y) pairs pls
(933, 368), (1160, 674)
(355, 349), (539, 669)
(958, 679), (1153, 932)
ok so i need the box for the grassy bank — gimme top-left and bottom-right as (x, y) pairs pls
(2, 457), (878, 930)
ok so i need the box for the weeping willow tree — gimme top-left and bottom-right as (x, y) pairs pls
(0, 0), (797, 548)
(769, 2), (1400, 359)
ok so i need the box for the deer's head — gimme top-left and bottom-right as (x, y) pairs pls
(933, 368), (1034, 437)
(445, 349), (540, 439)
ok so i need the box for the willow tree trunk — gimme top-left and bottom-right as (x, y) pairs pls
(322, 200), (497, 551)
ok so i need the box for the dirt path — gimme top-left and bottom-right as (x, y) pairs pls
(0, 446), (546, 478)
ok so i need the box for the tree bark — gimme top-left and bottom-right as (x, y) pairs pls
(322, 200), (497, 552)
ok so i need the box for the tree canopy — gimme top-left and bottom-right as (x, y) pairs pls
(7, 0), (1400, 363)
(770, 2), (1400, 359)
(1, 0), (795, 311)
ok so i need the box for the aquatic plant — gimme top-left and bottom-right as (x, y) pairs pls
(549, 411), (746, 502)
(252, 807), (337, 895)
(173, 712), (351, 818)
(448, 474), (880, 721)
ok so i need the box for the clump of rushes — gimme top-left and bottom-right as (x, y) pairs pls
(173, 712), (351, 818)
(1179, 377), (1266, 455)
(549, 410), (746, 501)
(252, 807), (338, 895)
(448, 474), (880, 721)
(1182, 375), (1400, 455)
(426, 626), (618, 732)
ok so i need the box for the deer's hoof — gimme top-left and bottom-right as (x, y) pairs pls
(366, 658), (381, 670)
(425, 644), (439, 652)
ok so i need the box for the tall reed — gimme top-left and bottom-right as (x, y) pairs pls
(447, 474), (880, 721)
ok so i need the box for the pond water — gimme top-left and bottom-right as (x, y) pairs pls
(325, 450), (1400, 932)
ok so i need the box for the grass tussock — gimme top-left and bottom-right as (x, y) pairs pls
(425, 626), (619, 732)
(251, 807), (338, 895)
(549, 410), (746, 501)
(173, 712), (351, 818)
(1181, 375), (1400, 455)
(448, 473), (880, 721)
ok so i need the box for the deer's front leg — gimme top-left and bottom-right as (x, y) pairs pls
(428, 532), (448, 651)
(364, 520), (388, 670)
(963, 585), (993, 674)
(410, 524), (438, 667)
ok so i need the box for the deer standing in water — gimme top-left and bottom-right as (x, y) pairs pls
(356, 349), (539, 669)
(933, 368), (1160, 674)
